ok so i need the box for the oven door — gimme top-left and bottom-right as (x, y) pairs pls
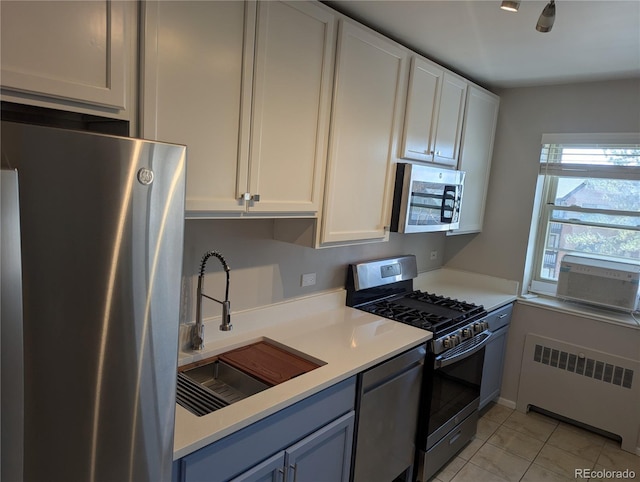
(426, 332), (491, 448)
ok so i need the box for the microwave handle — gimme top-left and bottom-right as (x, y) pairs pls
(440, 185), (457, 223)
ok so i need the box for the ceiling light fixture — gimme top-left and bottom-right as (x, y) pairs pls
(500, 1), (520, 12)
(536, 0), (556, 32)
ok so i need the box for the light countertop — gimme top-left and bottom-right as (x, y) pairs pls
(173, 289), (431, 459)
(414, 268), (519, 311)
(173, 268), (520, 460)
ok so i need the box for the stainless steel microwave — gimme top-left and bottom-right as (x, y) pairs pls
(390, 163), (465, 233)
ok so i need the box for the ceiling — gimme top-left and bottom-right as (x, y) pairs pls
(324, 1), (640, 90)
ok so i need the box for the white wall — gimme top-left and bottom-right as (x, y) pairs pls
(181, 218), (446, 324)
(444, 78), (640, 287)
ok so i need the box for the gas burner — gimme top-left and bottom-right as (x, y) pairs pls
(392, 311), (440, 331)
(366, 305), (396, 318)
(364, 300), (408, 318)
(406, 291), (477, 313)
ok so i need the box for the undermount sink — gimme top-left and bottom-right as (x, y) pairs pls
(177, 360), (270, 416)
(177, 339), (324, 417)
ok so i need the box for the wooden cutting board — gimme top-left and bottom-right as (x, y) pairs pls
(219, 341), (321, 386)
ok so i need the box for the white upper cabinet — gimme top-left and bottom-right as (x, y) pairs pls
(401, 56), (467, 168)
(401, 57), (443, 162)
(248, 1), (335, 213)
(434, 72), (467, 166)
(451, 85), (500, 235)
(144, 0), (335, 216)
(143, 0), (252, 213)
(320, 20), (408, 244)
(1, 0), (130, 112)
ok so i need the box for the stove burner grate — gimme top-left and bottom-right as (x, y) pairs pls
(405, 291), (479, 313)
(360, 290), (486, 335)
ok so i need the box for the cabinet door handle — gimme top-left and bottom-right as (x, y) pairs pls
(277, 467), (285, 482)
(289, 463), (298, 482)
(240, 193), (261, 202)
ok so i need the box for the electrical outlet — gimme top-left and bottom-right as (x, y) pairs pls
(301, 272), (316, 287)
(430, 250), (438, 260)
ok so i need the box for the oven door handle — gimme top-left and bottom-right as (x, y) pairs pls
(435, 331), (492, 368)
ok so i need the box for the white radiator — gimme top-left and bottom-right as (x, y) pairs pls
(516, 334), (640, 453)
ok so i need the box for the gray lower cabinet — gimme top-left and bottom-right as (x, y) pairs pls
(479, 303), (513, 409)
(232, 411), (355, 482)
(229, 452), (285, 482)
(173, 377), (356, 482)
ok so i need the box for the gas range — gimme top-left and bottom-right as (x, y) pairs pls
(346, 255), (488, 355)
(346, 255), (490, 482)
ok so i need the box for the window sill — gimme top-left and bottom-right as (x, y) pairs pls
(517, 294), (640, 331)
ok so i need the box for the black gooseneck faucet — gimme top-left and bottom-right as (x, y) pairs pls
(192, 251), (231, 350)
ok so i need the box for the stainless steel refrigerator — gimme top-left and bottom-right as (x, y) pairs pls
(1, 120), (186, 482)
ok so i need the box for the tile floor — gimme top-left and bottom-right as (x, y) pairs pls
(429, 403), (640, 482)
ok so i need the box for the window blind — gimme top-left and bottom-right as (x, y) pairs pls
(539, 133), (640, 180)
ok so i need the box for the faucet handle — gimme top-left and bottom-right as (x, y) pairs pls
(220, 300), (232, 331)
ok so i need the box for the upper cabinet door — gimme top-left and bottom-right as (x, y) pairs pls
(433, 72), (467, 167)
(321, 20), (408, 244)
(401, 57), (443, 162)
(1, 0), (127, 110)
(145, 0), (335, 216)
(144, 0), (255, 213)
(247, 1), (336, 213)
(452, 86), (500, 235)
(401, 56), (467, 168)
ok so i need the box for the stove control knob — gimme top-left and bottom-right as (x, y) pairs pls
(481, 321), (489, 331)
(455, 334), (462, 345)
(472, 322), (480, 333)
(462, 328), (472, 338)
(445, 335), (459, 348)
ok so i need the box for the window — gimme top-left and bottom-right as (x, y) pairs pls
(530, 134), (640, 295)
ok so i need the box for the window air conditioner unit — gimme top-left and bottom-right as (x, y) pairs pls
(556, 254), (640, 313)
